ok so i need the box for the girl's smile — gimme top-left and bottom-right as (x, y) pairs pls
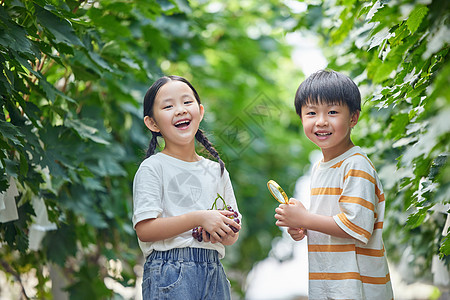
(174, 118), (191, 129)
(144, 80), (204, 158)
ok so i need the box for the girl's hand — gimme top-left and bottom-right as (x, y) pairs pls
(197, 227), (216, 244)
(200, 210), (240, 242)
(287, 227), (307, 241)
(274, 198), (308, 229)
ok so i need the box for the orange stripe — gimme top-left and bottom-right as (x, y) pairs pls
(352, 153), (375, 169)
(310, 272), (361, 281)
(344, 169), (376, 185)
(374, 222), (383, 229)
(311, 187), (342, 195)
(361, 273), (391, 284)
(376, 189), (385, 203)
(356, 247), (385, 257)
(337, 213), (371, 240)
(330, 153), (375, 170)
(309, 244), (385, 257)
(330, 160), (344, 168)
(310, 272), (391, 284)
(344, 169), (385, 203)
(339, 195), (374, 211)
(309, 244), (355, 252)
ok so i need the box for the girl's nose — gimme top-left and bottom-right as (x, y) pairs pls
(175, 105), (187, 115)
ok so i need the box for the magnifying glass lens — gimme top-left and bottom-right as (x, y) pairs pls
(270, 185), (284, 203)
(267, 180), (289, 204)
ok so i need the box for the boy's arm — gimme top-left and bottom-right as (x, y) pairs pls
(275, 198), (353, 239)
(300, 212), (353, 239)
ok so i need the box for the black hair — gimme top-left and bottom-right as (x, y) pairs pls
(143, 75), (225, 175)
(294, 69), (361, 117)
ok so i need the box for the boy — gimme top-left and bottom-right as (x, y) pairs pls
(275, 70), (393, 299)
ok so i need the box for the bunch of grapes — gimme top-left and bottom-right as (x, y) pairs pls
(192, 193), (240, 242)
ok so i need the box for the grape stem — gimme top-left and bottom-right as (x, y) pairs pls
(211, 193), (227, 210)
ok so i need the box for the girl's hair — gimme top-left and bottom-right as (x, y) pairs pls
(143, 75), (225, 175)
(294, 69), (361, 116)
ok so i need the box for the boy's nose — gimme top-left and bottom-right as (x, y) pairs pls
(316, 115), (328, 126)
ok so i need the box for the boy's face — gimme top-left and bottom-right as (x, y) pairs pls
(300, 102), (359, 161)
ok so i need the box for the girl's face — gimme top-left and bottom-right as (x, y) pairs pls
(300, 102), (359, 161)
(144, 80), (204, 150)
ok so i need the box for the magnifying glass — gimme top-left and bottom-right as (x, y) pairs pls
(267, 180), (289, 204)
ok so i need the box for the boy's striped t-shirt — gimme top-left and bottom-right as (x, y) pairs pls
(308, 146), (393, 300)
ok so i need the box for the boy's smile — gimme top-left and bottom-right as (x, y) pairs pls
(301, 103), (359, 161)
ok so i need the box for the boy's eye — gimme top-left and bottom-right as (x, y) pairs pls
(306, 111), (316, 116)
(329, 110), (338, 115)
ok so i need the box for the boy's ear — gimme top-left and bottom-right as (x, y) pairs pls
(144, 116), (160, 132)
(350, 111), (360, 128)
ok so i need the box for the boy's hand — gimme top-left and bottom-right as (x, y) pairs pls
(274, 198), (308, 229)
(288, 227), (307, 241)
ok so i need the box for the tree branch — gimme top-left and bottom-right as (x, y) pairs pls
(0, 259), (30, 300)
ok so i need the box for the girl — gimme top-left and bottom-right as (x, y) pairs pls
(133, 75), (241, 299)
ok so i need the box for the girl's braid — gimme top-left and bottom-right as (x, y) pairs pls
(195, 129), (224, 175)
(145, 131), (162, 158)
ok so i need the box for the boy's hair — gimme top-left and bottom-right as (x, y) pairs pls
(143, 75), (225, 175)
(294, 69), (361, 116)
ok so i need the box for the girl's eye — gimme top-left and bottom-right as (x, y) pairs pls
(163, 105), (173, 109)
(184, 100), (194, 105)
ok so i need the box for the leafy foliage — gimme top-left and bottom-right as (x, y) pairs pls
(1, 0), (448, 298)
(290, 0), (449, 281)
(0, 0), (304, 298)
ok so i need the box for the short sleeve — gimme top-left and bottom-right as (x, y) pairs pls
(221, 169), (241, 216)
(132, 165), (163, 228)
(333, 158), (378, 244)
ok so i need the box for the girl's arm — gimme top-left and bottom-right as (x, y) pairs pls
(275, 198), (353, 239)
(135, 209), (240, 243)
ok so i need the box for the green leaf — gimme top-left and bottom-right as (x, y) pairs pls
(370, 59), (397, 83)
(0, 119), (23, 146)
(35, 5), (83, 47)
(44, 224), (77, 266)
(388, 113), (409, 139)
(440, 234), (450, 257)
(406, 5), (428, 34)
(0, 6), (40, 56)
(64, 118), (110, 145)
(405, 207), (429, 229)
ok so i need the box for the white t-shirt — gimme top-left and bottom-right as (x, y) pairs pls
(132, 152), (239, 259)
(308, 146), (393, 300)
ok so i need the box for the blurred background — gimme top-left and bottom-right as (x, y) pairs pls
(0, 0), (449, 299)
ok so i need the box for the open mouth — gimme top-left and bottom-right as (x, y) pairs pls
(174, 120), (191, 129)
(315, 132), (331, 136)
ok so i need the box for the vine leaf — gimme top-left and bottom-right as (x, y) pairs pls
(406, 5), (428, 34)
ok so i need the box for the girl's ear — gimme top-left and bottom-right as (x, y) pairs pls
(144, 116), (160, 132)
(199, 104), (205, 122)
(350, 110), (360, 128)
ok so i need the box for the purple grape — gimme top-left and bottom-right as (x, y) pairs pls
(192, 193), (241, 242)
